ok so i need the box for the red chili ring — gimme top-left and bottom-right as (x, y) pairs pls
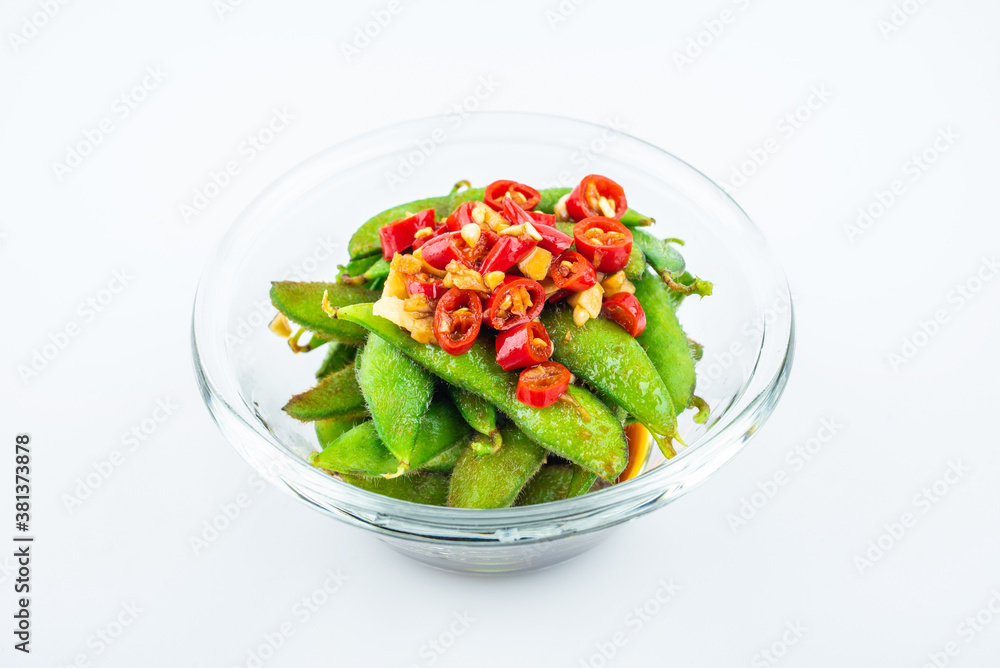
(495, 322), (553, 370)
(484, 277), (545, 330)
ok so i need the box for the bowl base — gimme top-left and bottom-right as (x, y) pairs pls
(377, 530), (611, 575)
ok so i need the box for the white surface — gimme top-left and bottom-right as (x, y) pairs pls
(2, 1), (999, 666)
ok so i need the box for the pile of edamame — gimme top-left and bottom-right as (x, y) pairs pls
(269, 176), (712, 508)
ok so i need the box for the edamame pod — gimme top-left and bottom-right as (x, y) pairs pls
(448, 426), (546, 509)
(408, 396), (472, 470)
(592, 386), (629, 423)
(516, 465), (573, 506)
(541, 306), (678, 458)
(468, 433), (498, 456)
(270, 282), (379, 345)
(312, 396), (468, 476)
(337, 303), (628, 480)
(618, 208), (655, 227)
(339, 256), (388, 286)
(515, 464), (595, 506)
(338, 255), (378, 283)
(362, 258), (390, 282)
(340, 473), (450, 506)
(555, 221), (576, 238)
(445, 385), (502, 452)
(283, 363), (367, 422)
(535, 187), (571, 213)
(632, 230), (685, 276)
(624, 243), (646, 280)
(356, 336), (435, 468)
(311, 421), (400, 476)
(315, 342), (357, 379)
(315, 412), (368, 447)
(347, 188), (486, 259)
(633, 271), (698, 419)
(567, 466), (598, 497)
(418, 442), (463, 473)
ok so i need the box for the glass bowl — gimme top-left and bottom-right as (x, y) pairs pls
(192, 112), (794, 574)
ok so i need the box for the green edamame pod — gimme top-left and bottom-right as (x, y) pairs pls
(593, 386), (629, 423)
(535, 187), (571, 213)
(541, 306), (679, 458)
(337, 303), (628, 480)
(567, 465), (598, 497)
(362, 258), (390, 282)
(315, 412), (368, 447)
(448, 426), (546, 509)
(632, 230), (685, 276)
(515, 463), (594, 505)
(356, 336), (435, 468)
(468, 433), (499, 456)
(312, 396), (468, 476)
(339, 257), (387, 286)
(270, 282), (378, 345)
(408, 395), (472, 470)
(633, 271), (698, 419)
(347, 187), (486, 259)
(624, 243), (646, 280)
(418, 442), (463, 473)
(338, 255), (379, 284)
(445, 385), (502, 452)
(315, 342), (357, 379)
(516, 465), (573, 506)
(311, 421), (400, 476)
(340, 473), (450, 506)
(618, 208), (654, 227)
(555, 221), (576, 238)
(283, 363), (367, 422)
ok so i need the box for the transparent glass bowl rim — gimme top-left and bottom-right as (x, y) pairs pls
(192, 111), (794, 542)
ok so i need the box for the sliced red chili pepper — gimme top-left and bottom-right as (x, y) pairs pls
(516, 361), (571, 408)
(484, 180), (540, 211)
(405, 272), (446, 301)
(602, 292), (647, 337)
(478, 233), (537, 275)
(377, 209), (435, 261)
(499, 197), (571, 256)
(550, 250), (597, 292)
(465, 228), (498, 267)
(547, 288), (572, 303)
(433, 289), (482, 356)
(419, 231), (464, 270)
(484, 277), (545, 330)
(532, 223), (572, 255)
(528, 210), (556, 226)
(421, 229), (498, 270)
(412, 224), (447, 250)
(501, 195), (534, 226)
(573, 217), (634, 273)
(495, 322), (553, 371)
(444, 201), (477, 232)
(565, 174), (627, 221)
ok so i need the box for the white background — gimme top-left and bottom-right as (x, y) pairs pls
(2, 0), (999, 666)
